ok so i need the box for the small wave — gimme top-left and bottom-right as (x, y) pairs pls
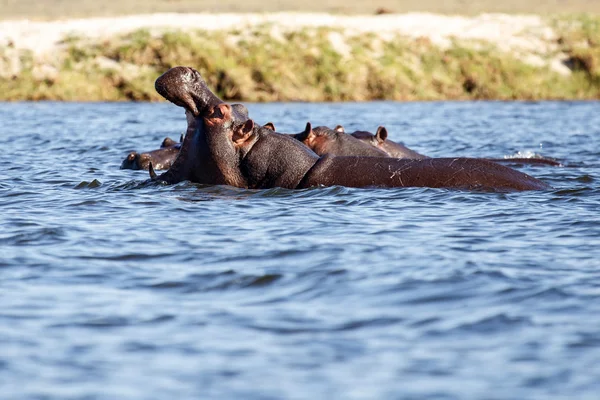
(106, 179), (158, 191)
(551, 187), (596, 197)
(0, 227), (66, 246)
(499, 151), (563, 166)
(77, 252), (175, 261)
(49, 316), (131, 329)
(74, 179), (102, 189)
(246, 316), (403, 335)
(433, 314), (532, 336)
(145, 271), (283, 293)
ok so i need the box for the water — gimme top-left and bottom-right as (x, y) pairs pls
(1, 101), (600, 399)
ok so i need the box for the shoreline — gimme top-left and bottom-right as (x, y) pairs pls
(0, 13), (598, 102)
(0, 13), (557, 54)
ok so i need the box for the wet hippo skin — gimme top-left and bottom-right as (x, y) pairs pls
(293, 124), (389, 157)
(152, 66), (551, 191)
(120, 136), (182, 170)
(201, 104), (550, 191)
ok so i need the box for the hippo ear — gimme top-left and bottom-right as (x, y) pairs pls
(334, 125), (345, 133)
(376, 126), (388, 143)
(161, 137), (176, 148)
(295, 122), (313, 142)
(149, 162), (157, 180)
(232, 119), (255, 145)
(263, 122), (276, 131)
(180, 133), (184, 143)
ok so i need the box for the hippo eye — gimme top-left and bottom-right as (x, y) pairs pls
(127, 153), (136, 161)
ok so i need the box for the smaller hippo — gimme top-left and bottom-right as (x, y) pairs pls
(121, 136), (182, 171)
(294, 123), (389, 157)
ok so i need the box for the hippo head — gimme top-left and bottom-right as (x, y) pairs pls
(202, 103), (319, 189)
(155, 66), (216, 117)
(294, 123), (330, 155)
(200, 103), (256, 187)
(350, 126), (388, 147)
(121, 145), (180, 171)
(294, 123), (387, 157)
(156, 66), (251, 120)
(349, 127), (427, 159)
(151, 66), (253, 184)
(121, 151), (151, 170)
(204, 104), (257, 155)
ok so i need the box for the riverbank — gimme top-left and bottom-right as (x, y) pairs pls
(4, 0), (600, 19)
(1, 13), (599, 101)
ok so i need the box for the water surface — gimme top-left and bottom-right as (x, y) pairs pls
(1, 101), (600, 399)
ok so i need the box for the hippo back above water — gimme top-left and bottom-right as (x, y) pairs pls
(199, 104), (551, 191)
(339, 125), (562, 166)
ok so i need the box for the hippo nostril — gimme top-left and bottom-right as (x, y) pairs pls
(127, 152), (137, 161)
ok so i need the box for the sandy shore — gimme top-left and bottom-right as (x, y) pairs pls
(2, 12), (589, 101)
(0, 12), (558, 55)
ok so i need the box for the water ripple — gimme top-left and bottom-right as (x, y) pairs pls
(1, 101), (600, 399)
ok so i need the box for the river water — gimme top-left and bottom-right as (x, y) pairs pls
(1, 101), (599, 399)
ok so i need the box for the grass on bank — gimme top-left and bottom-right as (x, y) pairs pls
(1, 15), (599, 102)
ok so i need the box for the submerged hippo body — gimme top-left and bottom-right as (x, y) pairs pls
(339, 125), (561, 166)
(121, 136), (182, 170)
(152, 66), (550, 191)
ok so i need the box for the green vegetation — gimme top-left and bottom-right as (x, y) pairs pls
(554, 15), (600, 93)
(1, 15), (600, 102)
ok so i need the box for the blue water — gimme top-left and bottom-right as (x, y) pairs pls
(1, 101), (600, 399)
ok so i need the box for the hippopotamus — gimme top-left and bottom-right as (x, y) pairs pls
(150, 66), (550, 191)
(334, 125), (428, 159)
(121, 135), (183, 170)
(120, 103), (254, 172)
(293, 124), (389, 157)
(331, 125), (561, 166)
(150, 67), (255, 185)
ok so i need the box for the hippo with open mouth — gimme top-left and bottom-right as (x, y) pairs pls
(150, 66), (550, 191)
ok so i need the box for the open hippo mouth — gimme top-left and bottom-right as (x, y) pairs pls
(155, 66), (207, 116)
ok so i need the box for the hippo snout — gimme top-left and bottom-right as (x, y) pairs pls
(120, 152), (151, 170)
(120, 151), (139, 170)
